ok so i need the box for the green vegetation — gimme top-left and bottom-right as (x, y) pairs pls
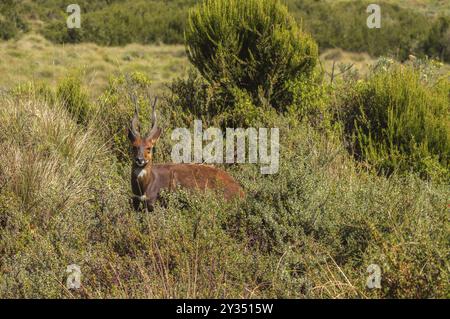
(186, 0), (318, 110)
(56, 73), (91, 125)
(0, 0), (29, 40)
(340, 62), (449, 181)
(3, 0), (450, 63)
(0, 0), (449, 299)
(1, 73), (448, 298)
(41, 0), (194, 45)
(421, 16), (450, 62)
(288, 0), (432, 61)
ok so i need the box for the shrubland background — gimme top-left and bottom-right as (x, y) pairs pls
(0, 0), (449, 298)
(2, 0), (450, 61)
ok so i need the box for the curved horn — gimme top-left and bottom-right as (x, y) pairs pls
(146, 96), (158, 139)
(129, 92), (140, 140)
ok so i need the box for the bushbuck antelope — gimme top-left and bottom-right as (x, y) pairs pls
(128, 95), (244, 211)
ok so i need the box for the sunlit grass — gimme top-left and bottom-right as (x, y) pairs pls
(2, 34), (427, 99)
(0, 34), (189, 97)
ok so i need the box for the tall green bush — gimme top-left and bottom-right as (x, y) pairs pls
(341, 64), (450, 180)
(56, 74), (91, 125)
(167, 70), (278, 129)
(185, 0), (318, 110)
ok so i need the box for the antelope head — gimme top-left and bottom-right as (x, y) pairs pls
(128, 94), (161, 168)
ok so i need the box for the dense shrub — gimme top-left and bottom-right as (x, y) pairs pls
(166, 70), (278, 129)
(420, 16), (450, 62)
(56, 74), (91, 125)
(0, 0), (29, 40)
(229, 123), (449, 298)
(167, 69), (330, 131)
(288, 0), (431, 61)
(42, 0), (193, 45)
(1, 76), (449, 298)
(340, 63), (449, 181)
(4, 0), (450, 63)
(185, 0), (318, 110)
(285, 70), (331, 128)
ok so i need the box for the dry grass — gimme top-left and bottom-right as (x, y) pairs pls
(0, 34), (400, 98)
(0, 94), (114, 216)
(0, 34), (189, 97)
(320, 48), (450, 82)
(320, 49), (376, 81)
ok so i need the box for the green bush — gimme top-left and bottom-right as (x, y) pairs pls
(167, 69), (330, 130)
(0, 92), (129, 297)
(289, 0), (431, 62)
(340, 64), (449, 180)
(185, 0), (318, 110)
(228, 124), (449, 298)
(42, 0), (191, 45)
(420, 16), (450, 62)
(167, 70), (277, 129)
(166, 70), (220, 126)
(0, 0), (29, 40)
(57, 74), (91, 125)
(285, 70), (332, 129)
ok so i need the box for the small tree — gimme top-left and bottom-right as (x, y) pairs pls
(185, 0), (318, 110)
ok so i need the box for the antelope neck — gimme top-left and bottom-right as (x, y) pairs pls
(135, 163), (153, 192)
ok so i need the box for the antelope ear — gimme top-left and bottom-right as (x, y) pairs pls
(146, 127), (162, 144)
